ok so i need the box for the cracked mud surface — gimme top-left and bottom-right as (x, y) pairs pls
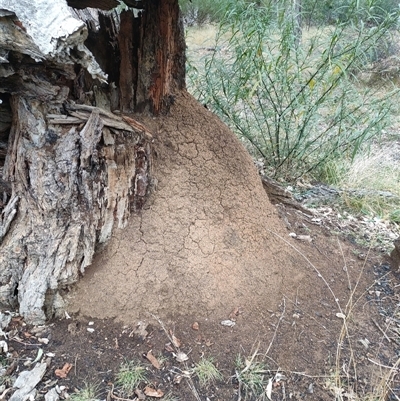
(67, 92), (298, 321)
(50, 92), (400, 400)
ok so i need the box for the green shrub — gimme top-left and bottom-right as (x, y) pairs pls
(187, 0), (400, 181)
(179, 0), (400, 26)
(302, 0), (400, 26)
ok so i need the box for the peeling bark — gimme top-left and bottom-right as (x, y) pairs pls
(66, 0), (144, 10)
(0, 97), (151, 323)
(0, 0), (184, 323)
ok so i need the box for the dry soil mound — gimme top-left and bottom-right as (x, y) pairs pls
(67, 92), (309, 321)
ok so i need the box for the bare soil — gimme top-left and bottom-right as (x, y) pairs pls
(3, 92), (400, 401)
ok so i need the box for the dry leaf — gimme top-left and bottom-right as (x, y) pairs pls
(192, 322), (199, 331)
(146, 350), (161, 369)
(130, 321), (149, 339)
(55, 363), (72, 378)
(169, 330), (181, 348)
(143, 387), (164, 398)
(165, 343), (174, 352)
(174, 351), (189, 363)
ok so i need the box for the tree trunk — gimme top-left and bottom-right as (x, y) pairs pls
(0, 0), (184, 324)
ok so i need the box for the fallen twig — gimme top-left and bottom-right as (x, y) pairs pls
(265, 298), (286, 358)
(372, 318), (391, 343)
(108, 385), (137, 401)
(367, 358), (400, 371)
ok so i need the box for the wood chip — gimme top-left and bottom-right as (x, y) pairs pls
(121, 115), (153, 138)
(297, 235), (312, 242)
(165, 343), (174, 352)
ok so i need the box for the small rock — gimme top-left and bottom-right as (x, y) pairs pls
(44, 388), (59, 401)
(220, 320), (236, 327)
(297, 235), (312, 242)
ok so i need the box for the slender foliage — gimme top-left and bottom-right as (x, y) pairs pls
(187, 0), (400, 180)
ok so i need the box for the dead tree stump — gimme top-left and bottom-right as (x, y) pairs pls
(0, 0), (183, 323)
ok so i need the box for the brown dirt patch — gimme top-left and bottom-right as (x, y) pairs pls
(3, 92), (399, 401)
(5, 209), (400, 400)
(67, 91), (304, 322)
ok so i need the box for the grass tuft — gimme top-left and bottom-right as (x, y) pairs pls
(234, 354), (269, 400)
(192, 357), (223, 387)
(69, 383), (99, 401)
(115, 360), (147, 395)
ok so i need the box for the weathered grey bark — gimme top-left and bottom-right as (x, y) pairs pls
(0, 98), (151, 323)
(0, 0), (184, 323)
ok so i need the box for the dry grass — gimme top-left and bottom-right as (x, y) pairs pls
(336, 143), (400, 222)
(185, 24), (219, 48)
(341, 144), (400, 195)
(266, 230), (400, 400)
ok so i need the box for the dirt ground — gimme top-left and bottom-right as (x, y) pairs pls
(1, 93), (400, 401)
(3, 209), (400, 400)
